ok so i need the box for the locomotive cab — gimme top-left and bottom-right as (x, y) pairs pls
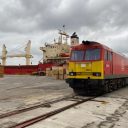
(68, 41), (104, 79)
(66, 41), (105, 95)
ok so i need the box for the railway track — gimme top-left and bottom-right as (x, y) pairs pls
(0, 94), (75, 119)
(0, 96), (97, 128)
(4, 96), (97, 128)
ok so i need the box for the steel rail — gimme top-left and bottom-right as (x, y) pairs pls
(0, 94), (75, 119)
(10, 96), (96, 128)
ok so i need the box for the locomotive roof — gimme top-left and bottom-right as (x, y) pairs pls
(71, 40), (128, 59)
(71, 40), (112, 51)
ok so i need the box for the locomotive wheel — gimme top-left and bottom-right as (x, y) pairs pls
(113, 83), (117, 90)
(117, 79), (122, 88)
(122, 79), (125, 87)
(104, 80), (109, 93)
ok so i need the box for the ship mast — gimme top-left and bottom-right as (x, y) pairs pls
(58, 25), (69, 44)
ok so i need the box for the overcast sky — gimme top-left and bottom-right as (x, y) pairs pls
(0, 0), (128, 65)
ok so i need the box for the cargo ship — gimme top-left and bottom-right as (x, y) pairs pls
(0, 30), (79, 75)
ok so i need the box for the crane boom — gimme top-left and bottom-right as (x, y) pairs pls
(0, 40), (33, 65)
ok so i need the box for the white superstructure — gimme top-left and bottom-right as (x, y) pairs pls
(40, 30), (79, 65)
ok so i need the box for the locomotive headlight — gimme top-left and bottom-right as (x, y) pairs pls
(70, 73), (74, 76)
(93, 72), (101, 76)
(69, 72), (76, 76)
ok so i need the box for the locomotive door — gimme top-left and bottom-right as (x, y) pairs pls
(104, 50), (113, 75)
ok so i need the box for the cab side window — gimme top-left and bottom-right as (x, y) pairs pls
(109, 52), (112, 61)
(104, 50), (112, 61)
(104, 50), (108, 61)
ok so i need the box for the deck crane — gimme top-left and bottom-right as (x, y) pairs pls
(0, 40), (33, 65)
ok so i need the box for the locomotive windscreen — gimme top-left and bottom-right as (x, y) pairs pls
(71, 51), (84, 61)
(85, 49), (101, 60)
(71, 48), (101, 61)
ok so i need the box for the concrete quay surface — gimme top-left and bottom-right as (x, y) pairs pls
(0, 75), (128, 128)
(27, 89), (128, 128)
(0, 75), (73, 114)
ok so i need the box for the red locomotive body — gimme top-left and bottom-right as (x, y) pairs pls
(66, 41), (128, 95)
(103, 46), (128, 78)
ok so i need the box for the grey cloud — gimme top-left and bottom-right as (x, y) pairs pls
(0, 0), (128, 64)
(1, 0), (128, 33)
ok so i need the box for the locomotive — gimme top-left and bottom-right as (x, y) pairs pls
(66, 40), (128, 95)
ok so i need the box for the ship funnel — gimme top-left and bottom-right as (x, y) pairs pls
(70, 32), (79, 46)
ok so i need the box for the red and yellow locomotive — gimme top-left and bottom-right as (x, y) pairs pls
(66, 41), (128, 95)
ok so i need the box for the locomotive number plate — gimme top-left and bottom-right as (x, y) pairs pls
(81, 64), (86, 67)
